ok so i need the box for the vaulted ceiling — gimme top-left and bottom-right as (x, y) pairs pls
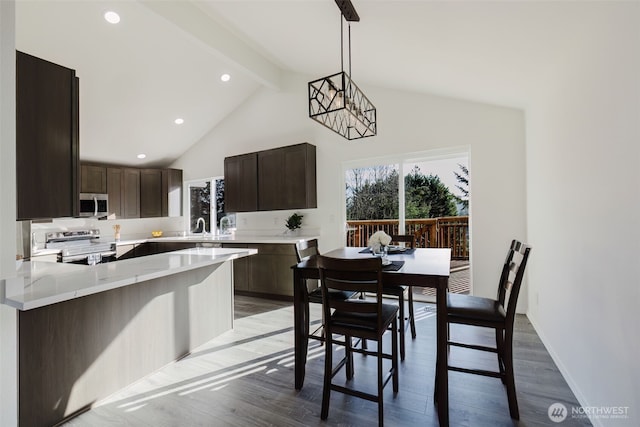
(16, 0), (603, 167)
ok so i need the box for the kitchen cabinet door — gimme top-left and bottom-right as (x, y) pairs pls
(248, 244), (296, 297)
(81, 164), (107, 194)
(122, 168), (140, 218)
(258, 143), (316, 211)
(161, 169), (183, 217)
(222, 243), (251, 291)
(16, 51), (79, 220)
(224, 153), (258, 212)
(281, 143), (317, 209)
(257, 149), (284, 211)
(107, 167), (123, 218)
(140, 169), (162, 217)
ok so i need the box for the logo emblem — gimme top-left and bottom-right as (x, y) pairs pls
(548, 402), (568, 423)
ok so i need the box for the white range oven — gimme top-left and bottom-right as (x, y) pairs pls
(45, 229), (116, 264)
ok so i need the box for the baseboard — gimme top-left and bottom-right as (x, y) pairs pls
(526, 313), (603, 427)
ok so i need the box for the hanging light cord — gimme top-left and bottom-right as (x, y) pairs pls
(340, 14), (344, 73)
(348, 22), (352, 79)
(339, 14), (353, 78)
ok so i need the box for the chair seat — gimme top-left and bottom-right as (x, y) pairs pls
(332, 303), (398, 333)
(309, 288), (358, 304)
(447, 293), (506, 324)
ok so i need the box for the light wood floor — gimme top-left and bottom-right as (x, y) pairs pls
(62, 295), (590, 427)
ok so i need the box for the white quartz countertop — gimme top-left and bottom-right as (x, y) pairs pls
(2, 247), (257, 311)
(30, 234), (318, 255)
(113, 234), (318, 246)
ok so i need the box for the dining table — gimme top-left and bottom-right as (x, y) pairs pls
(292, 246), (452, 426)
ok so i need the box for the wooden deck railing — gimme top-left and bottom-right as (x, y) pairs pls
(346, 216), (469, 260)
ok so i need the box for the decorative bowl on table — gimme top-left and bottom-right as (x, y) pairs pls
(151, 230), (163, 238)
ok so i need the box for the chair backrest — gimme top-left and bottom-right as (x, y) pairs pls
(497, 239), (531, 324)
(317, 255), (384, 329)
(390, 234), (416, 249)
(295, 239), (319, 263)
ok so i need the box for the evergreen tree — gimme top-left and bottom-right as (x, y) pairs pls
(405, 166), (457, 218)
(346, 165), (457, 220)
(453, 163), (469, 212)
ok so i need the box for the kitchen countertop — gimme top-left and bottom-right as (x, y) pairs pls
(112, 233), (319, 246)
(30, 234), (318, 256)
(151, 233), (316, 244)
(2, 247), (257, 311)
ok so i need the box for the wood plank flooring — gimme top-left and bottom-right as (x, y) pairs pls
(62, 295), (590, 427)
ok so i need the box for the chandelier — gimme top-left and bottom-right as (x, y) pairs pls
(308, 0), (376, 140)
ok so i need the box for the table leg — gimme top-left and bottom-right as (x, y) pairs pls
(436, 277), (449, 426)
(293, 269), (309, 390)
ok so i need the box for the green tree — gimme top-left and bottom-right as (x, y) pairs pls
(346, 166), (398, 220)
(453, 163), (469, 212)
(405, 166), (457, 218)
(346, 165), (457, 220)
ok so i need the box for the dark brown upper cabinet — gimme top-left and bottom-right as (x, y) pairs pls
(107, 166), (141, 219)
(106, 167), (124, 218)
(224, 143), (316, 213)
(224, 153), (258, 212)
(80, 164), (107, 194)
(140, 169), (163, 218)
(122, 168), (141, 219)
(140, 168), (183, 218)
(83, 164), (181, 219)
(16, 51), (79, 220)
(258, 143), (317, 211)
(161, 169), (183, 217)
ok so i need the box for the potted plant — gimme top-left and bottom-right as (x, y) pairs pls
(285, 212), (304, 235)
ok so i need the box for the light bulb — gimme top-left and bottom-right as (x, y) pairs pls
(104, 11), (120, 24)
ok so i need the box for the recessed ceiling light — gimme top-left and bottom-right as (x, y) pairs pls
(137, 154), (146, 159)
(104, 11), (120, 24)
(174, 118), (184, 125)
(220, 73), (231, 82)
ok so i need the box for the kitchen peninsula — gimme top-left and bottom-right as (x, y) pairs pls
(106, 233), (319, 299)
(1, 247), (256, 426)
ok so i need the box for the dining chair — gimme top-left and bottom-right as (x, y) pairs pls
(436, 239), (531, 419)
(382, 234), (417, 361)
(317, 255), (399, 427)
(295, 239), (358, 343)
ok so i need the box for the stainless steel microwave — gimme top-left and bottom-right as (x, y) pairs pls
(79, 193), (108, 217)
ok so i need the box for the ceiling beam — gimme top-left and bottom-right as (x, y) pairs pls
(140, 0), (282, 90)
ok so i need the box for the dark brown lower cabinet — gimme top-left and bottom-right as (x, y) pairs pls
(116, 242), (196, 260)
(221, 243), (251, 291)
(224, 243), (297, 298)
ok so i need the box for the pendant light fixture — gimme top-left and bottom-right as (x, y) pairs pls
(308, 0), (376, 140)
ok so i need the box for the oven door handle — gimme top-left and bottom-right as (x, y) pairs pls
(61, 251), (116, 263)
(93, 196), (98, 217)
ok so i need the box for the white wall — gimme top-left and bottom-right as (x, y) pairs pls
(525, 3), (640, 425)
(0, 1), (18, 425)
(172, 71), (527, 307)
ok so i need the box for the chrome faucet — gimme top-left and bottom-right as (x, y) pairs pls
(195, 217), (206, 234)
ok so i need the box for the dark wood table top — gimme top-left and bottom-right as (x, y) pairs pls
(295, 247), (451, 284)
